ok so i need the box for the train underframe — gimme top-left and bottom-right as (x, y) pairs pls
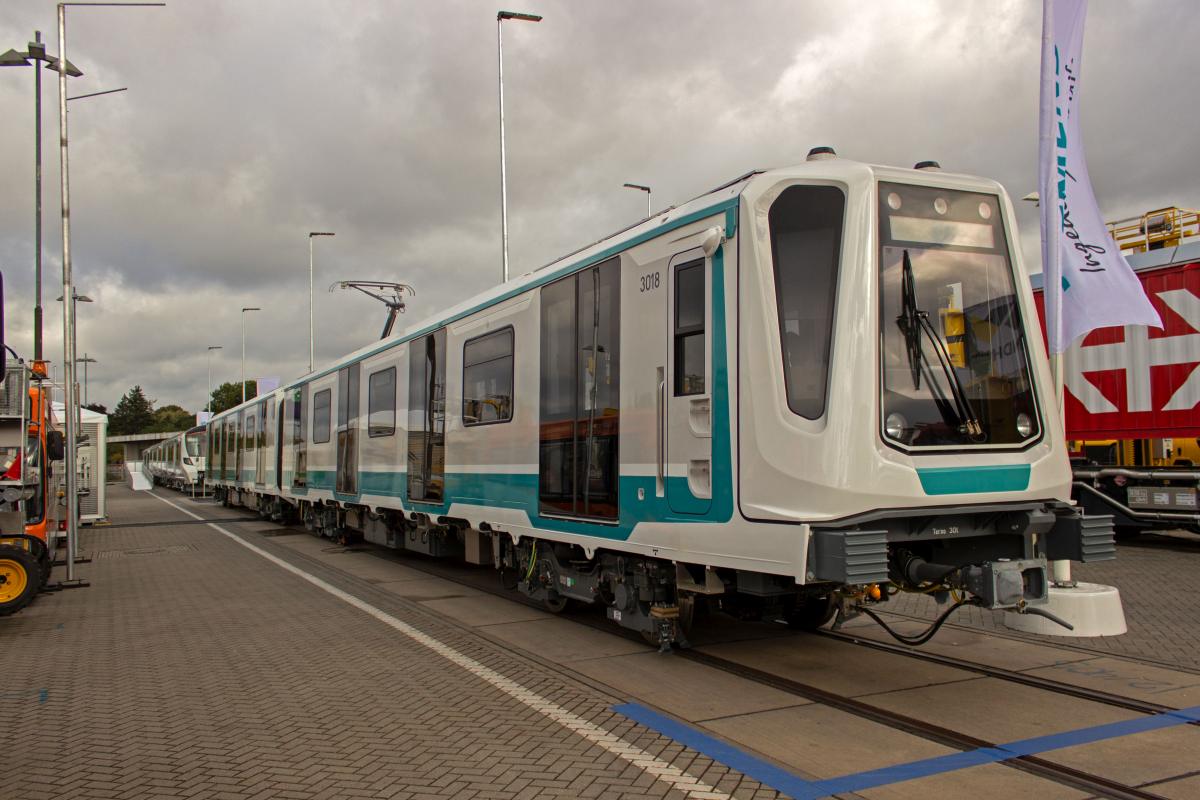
(214, 487), (1114, 647)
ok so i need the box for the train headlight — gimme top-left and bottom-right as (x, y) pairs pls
(1016, 413), (1034, 438)
(885, 413), (908, 441)
(2, 487), (21, 503)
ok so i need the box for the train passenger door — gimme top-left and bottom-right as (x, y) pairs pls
(408, 331), (446, 503)
(243, 409), (255, 484)
(256, 401), (267, 487)
(234, 416), (244, 482)
(293, 386), (307, 488)
(665, 252), (712, 514)
(538, 259), (620, 519)
(276, 398), (285, 491)
(336, 363), (360, 494)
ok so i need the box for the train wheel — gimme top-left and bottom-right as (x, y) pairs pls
(543, 593), (569, 613)
(785, 594), (836, 631)
(0, 545), (41, 617)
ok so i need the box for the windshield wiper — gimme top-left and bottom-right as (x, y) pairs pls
(896, 249), (983, 438)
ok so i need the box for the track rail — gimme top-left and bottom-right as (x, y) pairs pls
(818, 628), (1199, 722)
(678, 647), (1170, 800)
(184, 500), (1178, 800)
(384, 547), (1179, 799)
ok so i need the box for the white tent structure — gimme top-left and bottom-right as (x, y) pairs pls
(53, 402), (108, 524)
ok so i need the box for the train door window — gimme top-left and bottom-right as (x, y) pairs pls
(293, 386), (308, 488)
(407, 329), (446, 503)
(770, 184), (845, 419)
(313, 389), (331, 444)
(336, 363), (360, 494)
(462, 328), (514, 425)
(538, 256), (620, 519)
(368, 367), (396, 437)
(674, 259), (706, 396)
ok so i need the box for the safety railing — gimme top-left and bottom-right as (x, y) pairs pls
(1107, 206), (1200, 254)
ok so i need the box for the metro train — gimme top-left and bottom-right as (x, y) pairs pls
(207, 152), (1114, 647)
(145, 425), (207, 490)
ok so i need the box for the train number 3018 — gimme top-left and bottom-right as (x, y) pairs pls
(639, 272), (661, 293)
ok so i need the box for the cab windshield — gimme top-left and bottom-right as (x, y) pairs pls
(185, 434), (204, 458)
(879, 182), (1041, 448)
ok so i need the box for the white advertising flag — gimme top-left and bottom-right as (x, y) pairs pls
(1038, 0), (1161, 354)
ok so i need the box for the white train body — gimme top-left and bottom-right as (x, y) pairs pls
(146, 425), (206, 490)
(207, 157), (1111, 642)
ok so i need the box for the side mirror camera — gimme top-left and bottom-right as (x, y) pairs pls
(47, 430), (65, 461)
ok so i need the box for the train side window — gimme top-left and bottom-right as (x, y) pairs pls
(462, 328), (514, 426)
(674, 259), (705, 396)
(313, 389), (331, 444)
(769, 184), (846, 419)
(368, 367), (397, 437)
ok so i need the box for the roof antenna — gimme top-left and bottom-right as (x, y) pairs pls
(329, 280), (416, 339)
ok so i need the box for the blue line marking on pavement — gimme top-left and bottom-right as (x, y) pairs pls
(613, 702), (1200, 800)
(613, 702), (818, 798)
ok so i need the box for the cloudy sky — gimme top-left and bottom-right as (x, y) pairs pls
(1, 0), (1195, 414)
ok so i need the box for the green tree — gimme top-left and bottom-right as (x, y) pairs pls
(109, 386), (154, 435)
(84, 402), (108, 415)
(148, 404), (194, 433)
(209, 381), (257, 415)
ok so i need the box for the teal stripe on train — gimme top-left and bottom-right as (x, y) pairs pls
(916, 465), (1031, 495)
(346, 470), (726, 541)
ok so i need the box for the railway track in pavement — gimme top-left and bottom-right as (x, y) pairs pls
(190, 499), (1190, 800)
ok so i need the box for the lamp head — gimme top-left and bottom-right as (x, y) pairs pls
(498, 11), (542, 22)
(0, 48), (31, 67)
(44, 56), (83, 78)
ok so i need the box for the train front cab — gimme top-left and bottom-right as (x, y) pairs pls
(737, 161), (1114, 627)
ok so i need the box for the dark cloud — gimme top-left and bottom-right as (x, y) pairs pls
(0, 0), (1196, 413)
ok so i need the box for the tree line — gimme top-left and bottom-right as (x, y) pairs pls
(107, 381), (258, 436)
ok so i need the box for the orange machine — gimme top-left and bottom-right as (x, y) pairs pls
(0, 361), (65, 616)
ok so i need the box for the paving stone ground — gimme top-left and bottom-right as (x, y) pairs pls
(0, 486), (779, 800)
(884, 533), (1200, 671)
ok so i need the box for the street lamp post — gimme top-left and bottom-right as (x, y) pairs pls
(54, 0), (164, 589)
(75, 353), (96, 405)
(56, 288), (93, 438)
(241, 307), (260, 405)
(1, 31), (82, 361)
(496, 10), (541, 283)
(206, 345), (222, 413)
(623, 182), (651, 220)
(308, 232), (335, 373)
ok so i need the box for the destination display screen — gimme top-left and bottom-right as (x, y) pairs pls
(888, 216), (995, 249)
